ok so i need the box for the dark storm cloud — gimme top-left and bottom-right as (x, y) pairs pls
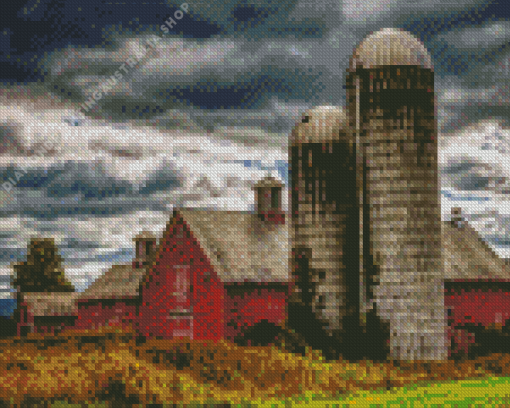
(0, 0), (509, 274)
(0, 160), (182, 220)
(0, 0), (221, 83)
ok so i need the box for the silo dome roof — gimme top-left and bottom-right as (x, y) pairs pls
(290, 106), (350, 145)
(350, 27), (433, 70)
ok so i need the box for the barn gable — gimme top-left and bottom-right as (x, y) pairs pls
(168, 208), (291, 341)
(134, 207), (292, 341)
(137, 209), (225, 340)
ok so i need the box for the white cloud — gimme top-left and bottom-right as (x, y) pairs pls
(342, 0), (486, 26)
(438, 21), (510, 49)
(0, 100), (289, 272)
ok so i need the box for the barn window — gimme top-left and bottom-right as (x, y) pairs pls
(174, 265), (191, 303)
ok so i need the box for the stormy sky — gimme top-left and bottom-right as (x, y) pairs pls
(0, 0), (509, 295)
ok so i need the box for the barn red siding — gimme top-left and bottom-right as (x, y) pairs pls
(75, 300), (138, 332)
(137, 212), (225, 341)
(445, 279), (510, 357)
(225, 284), (289, 341)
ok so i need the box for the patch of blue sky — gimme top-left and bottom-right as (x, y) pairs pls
(441, 190), (491, 202)
(237, 159), (289, 185)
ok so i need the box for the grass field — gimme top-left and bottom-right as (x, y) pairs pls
(1, 325), (510, 407)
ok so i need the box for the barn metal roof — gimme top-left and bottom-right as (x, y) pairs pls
(22, 264), (144, 316)
(22, 292), (81, 317)
(442, 216), (510, 280)
(177, 208), (291, 283)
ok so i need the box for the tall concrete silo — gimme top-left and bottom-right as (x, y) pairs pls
(287, 106), (360, 356)
(346, 28), (447, 361)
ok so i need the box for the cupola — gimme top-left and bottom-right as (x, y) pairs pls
(133, 231), (157, 269)
(252, 175), (285, 224)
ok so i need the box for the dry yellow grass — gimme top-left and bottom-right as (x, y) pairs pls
(0, 324), (508, 407)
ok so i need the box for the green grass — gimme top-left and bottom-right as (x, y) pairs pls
(49, 401), (253, 407)
(253, 376), (510, 407)
(42, 377), (510, 408)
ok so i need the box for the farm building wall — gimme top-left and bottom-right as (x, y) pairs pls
(224, 282), (290, 342)
(445, 279), (510, 357)
(75, 299), (138, 333)
(136, 211), (225, 341)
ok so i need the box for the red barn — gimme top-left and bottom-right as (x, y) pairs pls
(443, 207), (510, 358)
(17, 176), (291, 342)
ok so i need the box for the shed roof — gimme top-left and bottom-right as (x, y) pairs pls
(22, 264), (145, 316)
(22, 292), (81, 317)
(350, 27), (433, 71)
(83, 264), (146, 298)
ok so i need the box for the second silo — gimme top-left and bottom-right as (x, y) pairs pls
(346, 28), (447, 361)
(287, 106), (359, 351)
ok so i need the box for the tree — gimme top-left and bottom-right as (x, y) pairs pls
(13, 238), (75, 293)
